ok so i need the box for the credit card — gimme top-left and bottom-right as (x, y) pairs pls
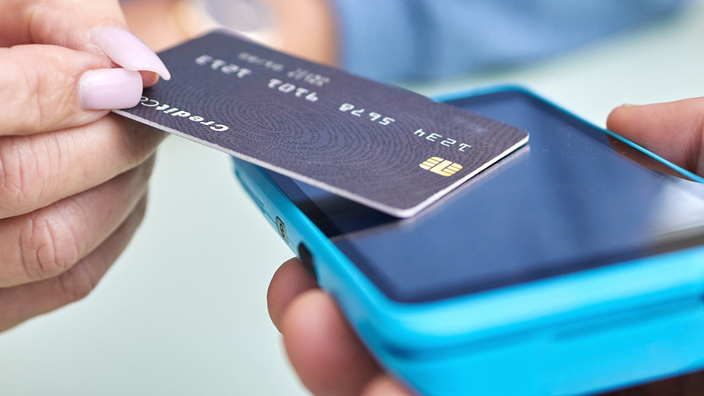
(115, 31), (529, 218)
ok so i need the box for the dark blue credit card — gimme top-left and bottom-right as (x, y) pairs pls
(115, 30), (528, 218)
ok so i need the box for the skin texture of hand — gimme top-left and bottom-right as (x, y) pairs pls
(268, 97), (704, 396)
(265, 0), (338, 65)
(121, 0), (337, 65)
(0, 0), (170, 332)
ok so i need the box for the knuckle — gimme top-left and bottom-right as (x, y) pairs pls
(110, 116), (165, 167)
(134, 193), (149, 224)
(56, 262), (99, 303)
(5, 54), (44, 133)
(0, 50), (29, 123)
(0, 134), (65, 216)
(18, 62), (43, 129)
(0, 45), (100, 135)
(19, 212), (80, 281)
(0, 137), (38, 214)
(2, 47), (78, 134)
(137, 155), (157, 185)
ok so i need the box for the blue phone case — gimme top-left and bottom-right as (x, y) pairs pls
(233, 86), (704, 396)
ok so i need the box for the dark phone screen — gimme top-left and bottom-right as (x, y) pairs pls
(267, 90), (704, 303)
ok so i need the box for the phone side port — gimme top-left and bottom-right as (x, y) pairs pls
(276, 217), (289, 243)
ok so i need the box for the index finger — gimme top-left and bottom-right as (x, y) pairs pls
(0, 45), (141, 135)
(0, 0), (170, 83)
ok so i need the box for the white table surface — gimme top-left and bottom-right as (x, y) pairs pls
(1, 3), (703, 395)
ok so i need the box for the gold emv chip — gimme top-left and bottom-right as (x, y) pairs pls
(420, 157), (463, 176)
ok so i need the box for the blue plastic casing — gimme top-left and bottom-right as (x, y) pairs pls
(233, 86), (704, 396)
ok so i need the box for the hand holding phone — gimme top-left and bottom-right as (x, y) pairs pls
(267, 96), (704, 396)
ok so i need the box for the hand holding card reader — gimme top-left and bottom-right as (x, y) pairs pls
(113, 32), (704, 396)
(235, 88), (704, 396)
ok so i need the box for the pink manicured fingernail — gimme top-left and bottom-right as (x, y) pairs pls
(92, 27), (171, 80)
(79, 68), (143, 110)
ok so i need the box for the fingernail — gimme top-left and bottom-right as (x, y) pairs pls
(79, 68), (143, 110)
(621, 103), (637, 108)
(92, 27), (171, 80)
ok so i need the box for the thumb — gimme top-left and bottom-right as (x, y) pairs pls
(3, 0), (170, 84)
(607, 98), (704, 177)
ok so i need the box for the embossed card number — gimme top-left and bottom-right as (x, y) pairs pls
(115, 31), (529, 218)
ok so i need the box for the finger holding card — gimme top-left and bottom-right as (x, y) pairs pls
(0, 0), (170, 85)
(0, 45), (135, 135)
(0, 0), (169, 331)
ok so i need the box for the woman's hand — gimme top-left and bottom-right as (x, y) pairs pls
(0, 0), (170, 332)
(268, 97), (704, 396)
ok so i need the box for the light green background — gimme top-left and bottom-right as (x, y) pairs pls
(2, 2), (704, 395)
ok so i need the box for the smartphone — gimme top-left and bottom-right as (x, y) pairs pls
(234, 87), (704, 396)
